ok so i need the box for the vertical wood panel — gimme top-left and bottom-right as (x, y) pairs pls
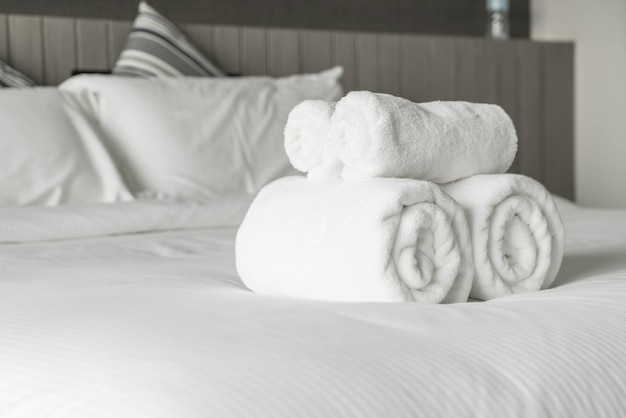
(455, 38), (477, 101)
(107, 20), (132, 66)
(268, 28), (299, 77)
(300, 30), (332, 74)
(403, 35), (430, 103)
(213, 25), (240, 75)
(474, 41), (497, 104)
(543, 43), (574, 199)
(430, 37), (455, 100)
(76, 19), (108, 69)
(0, 14), (9, 63)
(8, 15), (44, 84)
(332, 31), (356, 93)
(183, 23), (215, 62)
(379, 34), (402, 96)
(356, 32), (378, 91)
(517, 42), (542, 181)
(43, 17), (76, 85)
(241, 27), (267, 76)
(496, 41), (520, 173)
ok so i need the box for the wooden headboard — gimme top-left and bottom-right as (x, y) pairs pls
(0, 14), (574, 200)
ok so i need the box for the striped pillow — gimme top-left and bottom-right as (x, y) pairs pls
(0, 60), (36, 88)
(113, 1), (225, 77)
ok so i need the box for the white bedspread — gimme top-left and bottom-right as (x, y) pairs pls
(1, 197), (625, 418)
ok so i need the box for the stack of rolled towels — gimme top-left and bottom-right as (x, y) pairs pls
(236, 91), (565, 303)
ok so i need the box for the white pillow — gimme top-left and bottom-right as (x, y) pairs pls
(60, 67), (344, 198)
(0, 88), (131, 206)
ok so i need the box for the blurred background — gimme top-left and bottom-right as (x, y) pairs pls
(1, 0), (624, 208)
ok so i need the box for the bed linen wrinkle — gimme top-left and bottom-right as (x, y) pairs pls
(0, 195), (254, 244)
(0, 199), (625, 417)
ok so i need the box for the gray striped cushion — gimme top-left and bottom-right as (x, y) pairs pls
(113, 1), (225, 77)
(0, 61), (36, 88)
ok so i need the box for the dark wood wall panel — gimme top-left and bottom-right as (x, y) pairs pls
(475, 42), (498, 104)
(455, 38), (478, 102)
(240, 27), (267, 76)
(0, 13), (574, 200)
(213, 26), (240, 75)
(0, 15), (8, 62)
(76, 19), (108, 69)
(403, 37), (430, 103)
(379, 34), (402, 97)
(496, 42), (520, 173)
(300, 31), (332, 74)
(517, 43), (542, 182)
(356, 33), (378, 92)
(268, 28), (299, 77)
(542, 44), (575, 200)
(42, 17), (76, 85)
(0, 0), (530, 38)
(332, 32), (356, 93)
(8, 15), (44, 84)
(430, 38), (456, 101)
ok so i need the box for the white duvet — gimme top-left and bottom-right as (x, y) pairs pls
(1, 196), (625, 418)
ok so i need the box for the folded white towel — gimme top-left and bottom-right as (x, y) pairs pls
(330, 91), (518, 183)
(441, 174), (565, 300)
(284, 100), (341, 177)
(236, 176), (473, 303)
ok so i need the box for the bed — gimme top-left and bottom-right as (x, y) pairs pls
(1, 7), (625, 418)
(1, 190), (625, 417)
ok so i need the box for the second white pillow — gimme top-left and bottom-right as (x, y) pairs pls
(0, 88), (131, 206)
(60, 67), (343, 198)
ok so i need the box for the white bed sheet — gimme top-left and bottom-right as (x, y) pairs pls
(0, 197), (625, 418)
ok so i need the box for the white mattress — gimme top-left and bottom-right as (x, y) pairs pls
(1, 196), (625, 418)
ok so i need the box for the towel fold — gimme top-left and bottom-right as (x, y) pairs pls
(284, 100), (337, 174)
(441, 174), (565, 300)
(236, 176), (473, 303)
(331, 91), (518, 183)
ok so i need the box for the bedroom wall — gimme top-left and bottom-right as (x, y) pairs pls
(532, 0), (626, 209)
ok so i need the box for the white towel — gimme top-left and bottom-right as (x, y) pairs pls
(284, 100), (343, 179)
(236, 176), (473, 304)
(331, 91), (518, 183)
(441, 174), (565, 300)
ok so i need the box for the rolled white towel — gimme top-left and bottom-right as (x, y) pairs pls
(236, 176), (473, 304)
(441, 174), (565, 300)
(284, 100), (339, 175)
(331, 91), (518, 183)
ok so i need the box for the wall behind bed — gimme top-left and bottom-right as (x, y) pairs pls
(533, 0), (626, 209)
